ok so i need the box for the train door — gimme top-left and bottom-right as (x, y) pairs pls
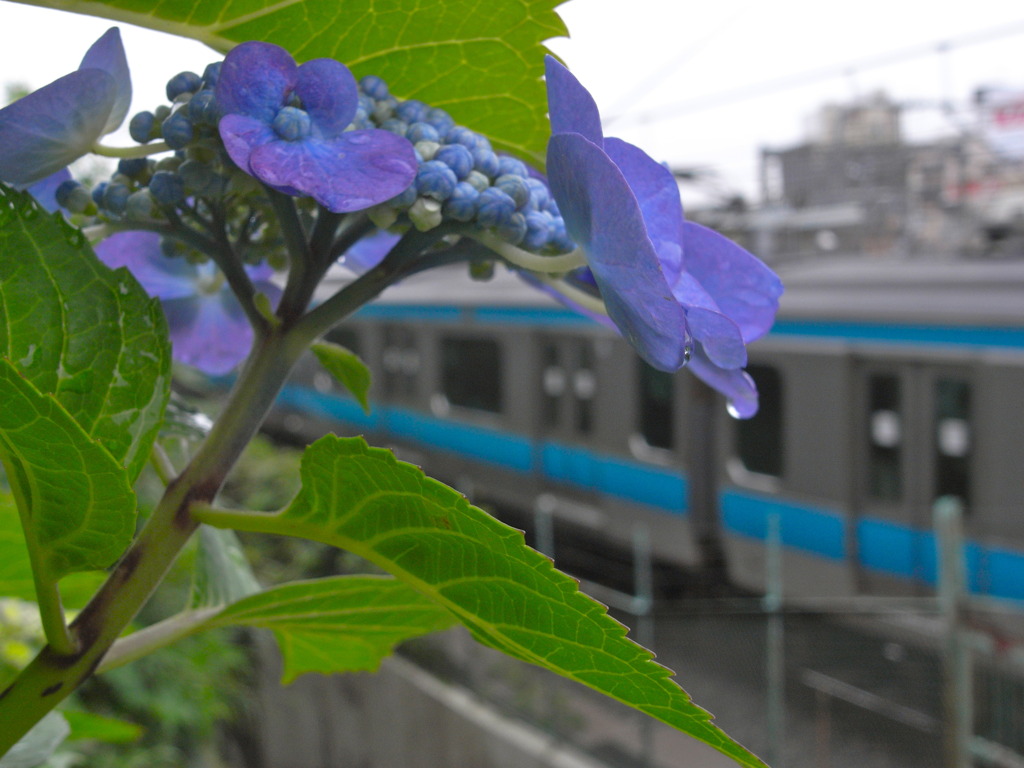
(537, 335), (597, 444)
(855, 362), (973, 593)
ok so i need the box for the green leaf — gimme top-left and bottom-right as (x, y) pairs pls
(0, 491), (104, 607)
(201, 436), (765, 768)
(63, 709), (143, 744)
(7, 0), (566, 164)
(311, 342), (372, 414)
(206, 575), (456, 682)
(0, 712), (69, 768)
(188, 526), (261, 610)
(0, 359), (136, 582)
(0, 184), (171, 482)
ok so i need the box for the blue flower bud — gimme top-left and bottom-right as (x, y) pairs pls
(149, 170), (185, 205)
(103, 182), (131, 215)
(497, 212), (528, 245)
(387, 183), (417, 209)
(471, 147), (500, 178)
(497, 156), (528, 178)
(380, 118), (409, 137)
(125, 189), (154, 220)
(442, 181), (479, 222)
(371, 96), (398, 123)
(522, 210), (553, 251)
(494, 174), (530, 209)
(550, 218), (576, 252)
(201, 61), (222, 88)
(476, 187), (516, 228)
(161, 109), (194, 150)
(465, 170), (490, 192)
(406, 122), (440, 144)
(424, 107), (454, 133)
(55, 180), (89, 213)
(117, 157), (149, 179)
(395, 99), (429, 124)
(415, 160), (458, 201)
(129, 111), (156, 143)
(91, 182), (108, 207)
(435, 144), (473, 180)
(188, 90), (219, 126)
(414, 141), (440, 161)
(525, 178), (550, 211)
(166, 71), (203, 101)
(360, 75), (390, 101)
(445, 126), (479, 149)
(272, 106), (312, 141)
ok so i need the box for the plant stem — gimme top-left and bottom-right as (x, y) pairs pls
(0, 325), (307, 756)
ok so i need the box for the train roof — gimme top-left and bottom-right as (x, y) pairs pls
(776, 257), (1024, 327)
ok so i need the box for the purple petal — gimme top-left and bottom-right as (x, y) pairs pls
(219, 113), (278, 174)
(545, 56), (603, 145)
(547, 132), (691, 370)
(162, 293), (254, 376)
(688, 345), (760, 419)
(79, 28), (131, 135)
(294, 58), (358, 138)
(342, 229), (401, 273)
(0, 70), (115, 186)
(602, 138), (685, 283)
(216, 41), (296, 123)
(95, 231), (198, 300)
(250, 130), (417, 213)
(682, 221), (783, 344)
(26, 168), (71, 212)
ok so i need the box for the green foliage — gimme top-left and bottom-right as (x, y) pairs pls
(0, 492), (104, 609)
(209, 576), (456, 682)
(0, 185), (171, 483)
(7, 0), (566, 164)
(0, 185), (170, 586)
(62, 711), (143, 746)
(200, 436), (767, 768)
(0, 358), (137, 582)
(312, 341), (372, 414)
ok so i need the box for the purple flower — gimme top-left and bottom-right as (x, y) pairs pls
(0, 28), (130, 187)
(95, 232), (281, 375)
(216, 42), (417, 213)
(543, 56), (782, 416)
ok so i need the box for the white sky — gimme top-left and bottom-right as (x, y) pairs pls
(0, 0), (1021, 203)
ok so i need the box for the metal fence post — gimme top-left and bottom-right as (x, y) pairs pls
(935, 496), (973, 768)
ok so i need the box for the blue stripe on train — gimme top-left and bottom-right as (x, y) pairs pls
(350, 304), (1024, 350)
(274, 384), (1024, 602)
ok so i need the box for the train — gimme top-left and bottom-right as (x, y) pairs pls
(258, 255), (1024, 606)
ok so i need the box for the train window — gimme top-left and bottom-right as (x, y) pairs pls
(441, 337), (503, 413)
(574, 343), (596, 435)
(541, 342), (563, 426)
(867, 373), (902, 502)
(735, 365), (783, 477)
(638, 359), (674, 450)
(934, 378), (971, 508)
(382, 326), (419, 399)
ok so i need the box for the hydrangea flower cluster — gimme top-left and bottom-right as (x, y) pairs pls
(0, 29), (781, 414)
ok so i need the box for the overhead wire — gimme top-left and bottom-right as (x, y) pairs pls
(607, 18), (1024, 127)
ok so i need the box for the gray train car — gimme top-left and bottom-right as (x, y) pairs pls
(269, 257), (1024, 603)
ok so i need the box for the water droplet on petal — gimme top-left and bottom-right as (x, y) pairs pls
(726, 402), (742, 420)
